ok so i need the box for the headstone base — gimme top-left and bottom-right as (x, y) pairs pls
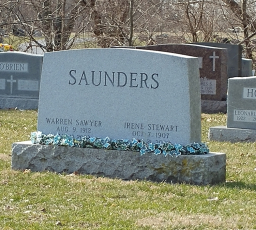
(0, 97), (38, 110)
(201, 100), (227, 113)
(209, 126), (256, 142)
(12, 141), (226, 185)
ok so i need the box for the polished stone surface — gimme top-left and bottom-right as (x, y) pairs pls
(37, 48), (201, 145)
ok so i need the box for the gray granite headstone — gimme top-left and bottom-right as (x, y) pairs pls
(241, 58), (252, 77)
(0, 52), (43, 109)
(209, 76), (256, 142)
(135, 44), (228, 101)
(195, 43), (242, 78)
(12, 48), (227, 184)
(227, 77), (256, 129)
(37, 48), (201, 145)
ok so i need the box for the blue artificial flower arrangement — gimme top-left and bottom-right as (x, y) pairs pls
(31, 131), (209, 157)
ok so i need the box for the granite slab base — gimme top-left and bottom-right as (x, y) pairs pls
(201, 100), (227, 114)
(0, 97), (38, 110)
(12, 141), (226, 185)
(209, 126), (256, 142)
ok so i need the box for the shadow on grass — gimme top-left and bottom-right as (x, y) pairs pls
(224, 181), (256, 191)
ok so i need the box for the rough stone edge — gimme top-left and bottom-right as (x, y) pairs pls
(201, 100), (227, 114)
(0, 98), (38, 110)
(209, 126), (256, 142)
(11, 141), (226, 185)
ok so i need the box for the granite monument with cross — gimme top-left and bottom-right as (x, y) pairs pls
(0, 52), (43, 109)
(134, 44), (228, 102)
(196, 42), (242, 78)
(131, 44), (228, 113)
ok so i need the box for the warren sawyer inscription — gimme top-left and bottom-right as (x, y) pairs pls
(38, 48), (201, 145)
(45, 117), (102, 139)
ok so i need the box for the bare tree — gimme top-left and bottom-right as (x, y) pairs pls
(171, 0), (225, 43)
(219, 0), (256, 59)
(0, 0), (255, 62)
(0, 0), (95, 52)
(91, 0), (171, 47)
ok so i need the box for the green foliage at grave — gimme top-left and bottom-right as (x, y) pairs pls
(0, 110), (256, 229)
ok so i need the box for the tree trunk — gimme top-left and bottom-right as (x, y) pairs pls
(242, 0), (252, 59)
(128, 0), (134, 46)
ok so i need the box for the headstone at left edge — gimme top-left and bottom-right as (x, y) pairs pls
(12, 48), (226, 185)
(0, 52), (43, 109)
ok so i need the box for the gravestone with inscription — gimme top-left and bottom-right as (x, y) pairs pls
(131, 44), (229, 113)
(0, 52), (43, 109)
(209, 76), (256, 142)
(37, 48), (201, 144)
(135, 44), (228, 101)
(12, 48), (226, 185)
(195, 42), (242, 78)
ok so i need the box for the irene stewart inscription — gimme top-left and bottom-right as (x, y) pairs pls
(124, 122), (178, 142)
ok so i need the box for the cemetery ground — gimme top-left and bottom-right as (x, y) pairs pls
(0, 110), (256, 229)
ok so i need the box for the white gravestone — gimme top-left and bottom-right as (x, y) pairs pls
(37, 48), (201, 145)
(12, 48), (226, 184)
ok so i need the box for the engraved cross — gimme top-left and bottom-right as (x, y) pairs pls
(7, 75), (17, 94)
(209, 51), (219, 72)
